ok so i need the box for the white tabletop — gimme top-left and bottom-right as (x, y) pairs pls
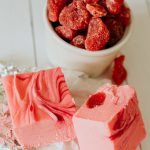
(0, 0), (150, 149)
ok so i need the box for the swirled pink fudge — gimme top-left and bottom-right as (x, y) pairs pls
(2, 68), (76, 148)
(73, 84), (146, 150)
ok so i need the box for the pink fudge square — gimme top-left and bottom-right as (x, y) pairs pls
(73, 84), (146, 150)
(2, 68), (76, 148)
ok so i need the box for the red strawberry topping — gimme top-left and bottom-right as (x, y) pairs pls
(112, 55), (127, 85)
(87, 92), (106, 108)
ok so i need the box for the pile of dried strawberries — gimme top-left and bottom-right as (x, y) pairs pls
(47, 0), (131, 51)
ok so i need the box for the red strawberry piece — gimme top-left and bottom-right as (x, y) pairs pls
(84, 0), (99, 4)
(59, 1), (90, 30)
(112, 67), (127, 85)
(86, 4), (107, 17)
(106, 0), (124, 15)
(47, 0), (67, 22)
(104, 18), (124, 47)
(87, 92), (106, 108)
(55, 26), (77, 40)
(85, 17), (110, 51)
(117, 5), (131, 26)
(71, 35), (86, 49)
(112, 55), (127, 85)
(114, 55), (125, 65)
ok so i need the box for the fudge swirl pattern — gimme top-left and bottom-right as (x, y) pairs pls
(12, 68), (76, 125)
(110, 96), (139, 140)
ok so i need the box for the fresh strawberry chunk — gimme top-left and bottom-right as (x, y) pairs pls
(85, 18), (110, 51)
(86, 4), (107, 17)
(87, 92), (106, 108)
(71, 35), (86, 49)
(55, 26), (77, 40)
(47, 0), (66, 22)
(59, 1), (90, 30)
(117, 5), (131, 26)
(84, 0), (99, 4)
(112, 55), (127, 85)
(104, 18), (124, 47)
(106, 0), (124, 15)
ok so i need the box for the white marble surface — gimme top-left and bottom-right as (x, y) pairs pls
(0, 0), (150, 149)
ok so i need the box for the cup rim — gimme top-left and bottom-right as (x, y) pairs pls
(44, 1), (133, 57)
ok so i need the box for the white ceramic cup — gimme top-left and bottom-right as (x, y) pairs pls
(44, 2), (133, 77)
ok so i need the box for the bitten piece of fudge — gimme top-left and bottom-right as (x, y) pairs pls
(2, 68), (76, 148)
(73, 84), (146, 150)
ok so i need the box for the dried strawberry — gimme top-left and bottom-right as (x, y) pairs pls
(106, 0), (124, 15)
(112, 55), (127, 85)
(87, 92), (106, 108)
(59, 1), (90, 30)
(86, 4), (107, 17)
(113, 65), (127, 85)
(85, 18), (110, 51)
(104, 18), (124, 47)
(47, 0), (66, 22)
(84, 0), (99, 4)
(117, 5), (131, 26)
(114, 55), (125, 65)
(71, 35), (86, 49)
(55, 26), (77, 40)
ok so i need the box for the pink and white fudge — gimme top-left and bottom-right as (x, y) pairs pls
(2, 68), (76, 148)
(73, 84), (146, 150)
